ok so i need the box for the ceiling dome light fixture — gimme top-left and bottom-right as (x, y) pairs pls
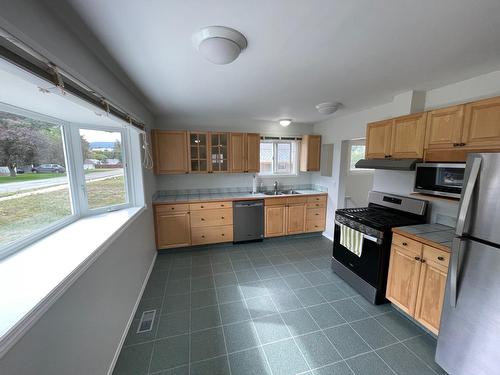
(279, 119), (292, 127)
(316, 102), (342, 115)
(193, 26), (247, 65)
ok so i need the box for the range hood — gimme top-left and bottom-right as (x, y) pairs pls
(355, 158), (418, 171)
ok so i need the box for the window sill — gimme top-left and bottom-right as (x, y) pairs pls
(0, 206), (146, 358)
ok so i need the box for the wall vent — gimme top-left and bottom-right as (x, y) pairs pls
(137, 310), (156, 333)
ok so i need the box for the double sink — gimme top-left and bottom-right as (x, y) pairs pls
(263, 190), (301, 196)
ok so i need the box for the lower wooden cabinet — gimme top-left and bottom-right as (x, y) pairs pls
(386, 233), (450, 335)
(264, 195), (327, 237)
(155, 195), (327, 249)
(154, 206), (191, 249)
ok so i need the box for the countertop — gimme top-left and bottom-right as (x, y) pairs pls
(392, 223), (455, 252)
(153, 189), (327, 205)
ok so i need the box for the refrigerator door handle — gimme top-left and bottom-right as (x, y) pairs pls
(450, 237), (463, 308)
(455, 157), (482, 236)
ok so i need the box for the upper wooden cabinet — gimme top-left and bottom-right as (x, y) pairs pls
(246, 133), (261, 173)
(209, 132), (229, 173)
(152, 130), (188, 174)
(365, 120), (393, 159)
(366, 113), (427, 159)
(300, 135), (321, 172)
(462, 96), (500, 149)
(189, 132), (209, 173)
(390, 113), (427, 159)
(425, 105), (465, 150)
(230, 133), (260, 173)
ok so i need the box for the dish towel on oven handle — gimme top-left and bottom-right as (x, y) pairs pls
(339, 223), (363, 257)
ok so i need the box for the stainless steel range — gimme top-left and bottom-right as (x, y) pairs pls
(332, 191), (428, 304)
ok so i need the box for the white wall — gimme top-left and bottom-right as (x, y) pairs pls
(311, 68), (500, 239)
(0, 1), (157, 374)
(156, 116), (316, 191)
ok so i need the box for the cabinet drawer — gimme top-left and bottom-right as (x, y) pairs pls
(305, 220), (325, 232)
(191, 225), (233, 245)
(286, 196), (308, 204)
(265, 197), (288, 206)
(306, 207), (326, 222)
(306, 201), (326, 208)
(307, 195), (327, 204)
(155, 204), (189, 214)
(190, 201), (232, 210)
(392, 233), (422, 255)
(423, 245), (450, 269)
(190, 208), (233, 227)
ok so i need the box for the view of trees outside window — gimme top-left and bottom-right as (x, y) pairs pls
(0, 111), (72, 247)
(79, 129), (127, 209)
(0, 111), (129, 249)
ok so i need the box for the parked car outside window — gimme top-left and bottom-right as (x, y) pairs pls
(31, 164), (66, 173)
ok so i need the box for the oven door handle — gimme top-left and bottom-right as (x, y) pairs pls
(335, 220), (382, 244)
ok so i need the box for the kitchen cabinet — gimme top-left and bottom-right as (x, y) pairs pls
(264, 195), (326, 237)
(152, 130), (188, 174)
(230, 133), (260, 173)
(209, 132), (229, 172)
(300, 135), (321, 172)
(462, 96), (500, 149)
(365, 119), (393, 159)
(189, 132), (209, 173)
(414, 245), (450, 335)
(386, 233), (450, 334)
(154, 204), (191, 249)
(425, 105), (465, 150)
(189, 201), (233, 245)
(390, 113), (427, 159)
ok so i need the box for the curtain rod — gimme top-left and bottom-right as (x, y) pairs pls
(0, 29), (146, 131)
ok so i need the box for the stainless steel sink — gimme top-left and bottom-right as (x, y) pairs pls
(262, 190), (301, 195)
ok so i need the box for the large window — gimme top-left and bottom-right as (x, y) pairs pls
(0, 105), (140, 258)
(259, 140), (299, 176)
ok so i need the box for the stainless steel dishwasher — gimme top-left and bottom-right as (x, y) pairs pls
(233, 200), (264, 242)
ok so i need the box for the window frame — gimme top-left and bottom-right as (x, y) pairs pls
(259, 139), (300, 177)
(348, 138), (373, 175)
(0, 102), (141, 260)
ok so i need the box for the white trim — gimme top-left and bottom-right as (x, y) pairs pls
(107, 250), (157, 375)
(322, 231), (334, 242)
(0, 206), (146, 359)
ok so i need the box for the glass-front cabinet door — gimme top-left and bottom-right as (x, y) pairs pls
(189, 132), (208, 173)
(210, 132), (229, 173)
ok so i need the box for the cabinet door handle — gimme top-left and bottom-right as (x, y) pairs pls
(200, 205), (204, 208)
(171, 207), (175, 210)
(461, 143), (466, 146)
(201, 235), (205, 238)
(414, 256), (421, 261)
(402, 242), (408, 246)
(221, 216), (225, 219)
(201, 218), (205, 221)
(437, 256), (445, 261)
(315, 213), (319, 216)
(221, 233), (225, 237)
(421, 259), (426, 263)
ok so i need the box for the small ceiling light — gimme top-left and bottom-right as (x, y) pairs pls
(193, 26), (247, 65)
(279, 119), (292, 127)
(316, 102), (342, 115)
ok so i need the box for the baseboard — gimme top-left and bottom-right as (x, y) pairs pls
(107, 251), (157, 375)
(322, 231), (333, 241)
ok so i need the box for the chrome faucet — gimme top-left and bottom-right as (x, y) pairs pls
(273, 181), (279, 193)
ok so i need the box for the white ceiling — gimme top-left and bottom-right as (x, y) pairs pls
(67, 0), (500, 124)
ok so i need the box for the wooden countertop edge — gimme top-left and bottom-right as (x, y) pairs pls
(392, 227), (451, 253)
(152, 192), (327, 205)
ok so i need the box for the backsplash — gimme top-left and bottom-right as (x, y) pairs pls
(153, 183), (327, 199)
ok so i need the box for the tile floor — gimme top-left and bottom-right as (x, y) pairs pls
(113, 235), (447, 375)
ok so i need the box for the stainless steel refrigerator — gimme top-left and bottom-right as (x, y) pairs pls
(436, 152), (500, 375)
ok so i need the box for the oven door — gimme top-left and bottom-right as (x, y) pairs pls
(333, 223), (385, 288)
(414, 163), (465, 198)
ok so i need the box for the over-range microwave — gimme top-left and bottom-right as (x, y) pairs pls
(414, 163), (466, 199)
